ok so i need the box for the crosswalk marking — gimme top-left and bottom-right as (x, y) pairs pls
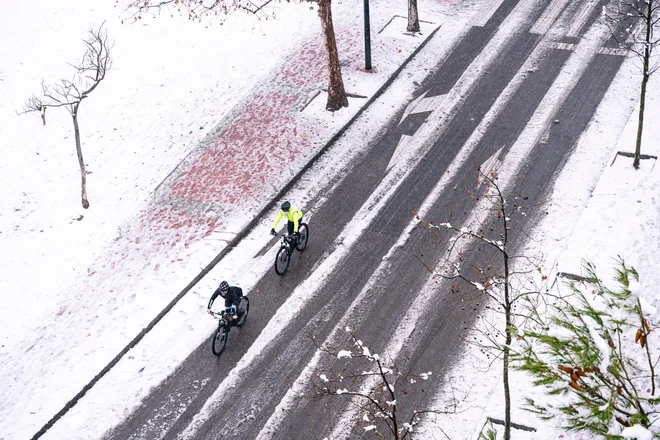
(566, 0), (599, 38)
(548, 42), (577, 51)
(598, 47), (629, 56)
(530, 0), (571, 35)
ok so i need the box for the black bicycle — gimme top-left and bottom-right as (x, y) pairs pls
(273, 222), (309, 276)
(210, 295), (250, 356)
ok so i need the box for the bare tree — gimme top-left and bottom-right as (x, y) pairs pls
(407, 0), (420, 33)
(124, 0), (349, 111)
(21, 23), (112, 209)
(606, 0), (660, 169)
(414, 171), (545, 440)
(308, 327), (461, 439)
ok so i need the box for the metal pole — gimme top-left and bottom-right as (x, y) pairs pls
(364, 0), (372, 70)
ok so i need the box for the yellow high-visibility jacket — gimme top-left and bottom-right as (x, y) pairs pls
(272, 207), (303, 232)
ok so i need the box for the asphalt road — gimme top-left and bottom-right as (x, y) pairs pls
(104, 0), (633, 438)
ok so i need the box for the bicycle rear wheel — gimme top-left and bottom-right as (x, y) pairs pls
(235, 296), (250, 327)
(212, 324), (228, 356)
(274, 246), (290, 275)
(296, 223), (309, 252)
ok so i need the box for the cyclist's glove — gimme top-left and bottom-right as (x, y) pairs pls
(226, 306), (238, 320)
(270, 228), (277, 236)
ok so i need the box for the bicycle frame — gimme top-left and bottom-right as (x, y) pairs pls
(211, 311), (232, 332)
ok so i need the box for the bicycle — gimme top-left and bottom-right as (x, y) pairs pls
(273, 222), (309, 276)
(209, 295), (250, 356)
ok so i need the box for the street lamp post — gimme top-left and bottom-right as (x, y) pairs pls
(364, 0), (372, 70)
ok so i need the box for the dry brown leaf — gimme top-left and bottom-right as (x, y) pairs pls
(569, 381), (581, 391)
(615, 416), (631, 427)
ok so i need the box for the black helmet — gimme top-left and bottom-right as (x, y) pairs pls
(281, 201), (291, 212)
(219, 281), (229, 294)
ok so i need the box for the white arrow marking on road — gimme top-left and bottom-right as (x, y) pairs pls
(478, 146), (504, 186)
(399, 90), (428, 125)
(399, 91), (446, 126)
(388, 91), (446, 172)
(386, 134), (414, 172)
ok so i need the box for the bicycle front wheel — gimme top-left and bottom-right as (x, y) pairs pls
(212, 324), (228, 356)
(274, 246), (291, 275)
(296, 223), (309, 252)
(235, 296), (250, 327)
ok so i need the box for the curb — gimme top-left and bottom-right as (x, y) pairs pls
(30, 22), (442, 440)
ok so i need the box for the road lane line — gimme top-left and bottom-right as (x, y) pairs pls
(474, 0), (507, 27)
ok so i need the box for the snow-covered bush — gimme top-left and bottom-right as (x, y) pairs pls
(514, 259), (659, 439)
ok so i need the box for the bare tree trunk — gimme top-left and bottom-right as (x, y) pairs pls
(407, 0), (420, 33)
(634, 0), (653, 169)
(318, 0), (348, 112)
(503, 251), (512, 440)
(72, 103), (90, 209)
(635, 73), (648, 169)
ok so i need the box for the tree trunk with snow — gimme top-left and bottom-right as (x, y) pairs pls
(407, 0), (420, 33)
(318, 0), (348, 112)
(72, 103), (89, 209)
(605, 0), (660, 169)
(634, 0), (654, 169)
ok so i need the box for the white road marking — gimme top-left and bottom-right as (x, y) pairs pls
(598, 47), (629, 57)
(387, 134), (414, 172)
(549, 42), (577, 51)
(389, 92), (446, 172)
(530, 0), (571, 35)
(566, 0), (600, 38)
(479, 146), (504, 185)
(474, 0), (507, 27)
(399, 90), (429, 124)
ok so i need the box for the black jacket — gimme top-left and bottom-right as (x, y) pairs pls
(208, 285), (243, 310)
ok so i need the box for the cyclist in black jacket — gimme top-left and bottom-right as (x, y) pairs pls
(207, 281), (243, 320)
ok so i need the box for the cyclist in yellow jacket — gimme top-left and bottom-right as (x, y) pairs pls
(270, 201), (303, 245)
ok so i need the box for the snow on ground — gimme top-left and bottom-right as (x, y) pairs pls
(2, 0), (659, 439)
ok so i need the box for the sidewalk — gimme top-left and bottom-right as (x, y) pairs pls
(5, 6), (446, 440)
